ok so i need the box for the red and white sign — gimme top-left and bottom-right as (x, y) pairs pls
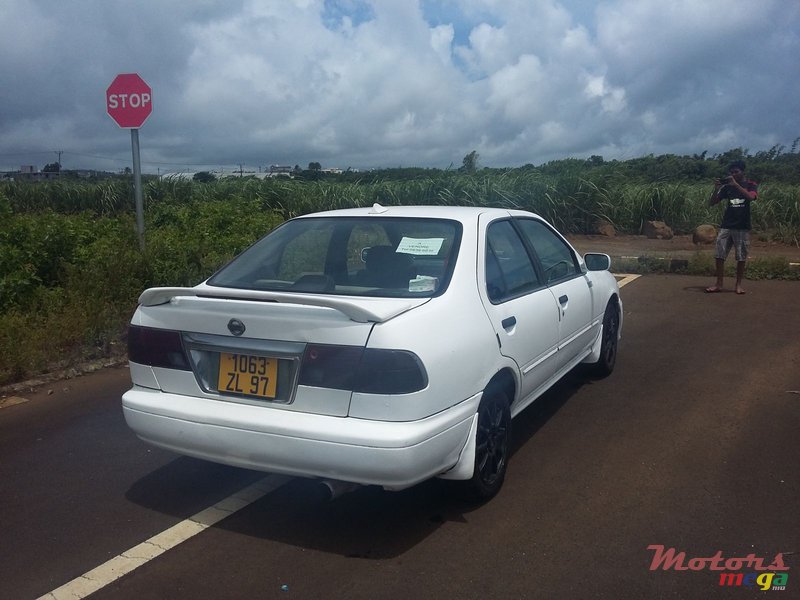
(106, 73), (152, 128)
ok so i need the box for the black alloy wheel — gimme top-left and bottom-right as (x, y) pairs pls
(468, 390), (511, 500)
(592, 300), (619, 378)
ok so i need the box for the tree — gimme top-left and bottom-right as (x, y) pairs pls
(43, 162), (61, 172)
(193, 171), (217, 183)
(308, 162), (322, 171)
(461, 151), (479, 173)
(587, 155), (604, 166)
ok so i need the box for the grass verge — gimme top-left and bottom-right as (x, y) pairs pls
(612, 253), (800, 280)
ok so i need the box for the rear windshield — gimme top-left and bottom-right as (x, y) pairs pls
(207, 217), (462, 298)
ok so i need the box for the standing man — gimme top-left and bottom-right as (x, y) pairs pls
(706, 160), (758, 295)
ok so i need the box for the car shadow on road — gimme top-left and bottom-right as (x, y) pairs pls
(508, 368), (587, 458)
(125, 457), (268, 519)
(124, 370), (587, 559)
(126, 457), (467, 559)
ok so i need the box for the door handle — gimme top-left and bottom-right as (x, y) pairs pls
(501, 316), (516, 329)
(559, 295), (568, 305)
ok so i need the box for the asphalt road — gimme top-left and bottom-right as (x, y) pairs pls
(1, 274), (798, 600)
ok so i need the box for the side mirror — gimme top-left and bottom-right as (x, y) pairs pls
(584, 253), (611, 272)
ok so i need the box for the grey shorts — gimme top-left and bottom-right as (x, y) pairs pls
(715, 228), (750, 261)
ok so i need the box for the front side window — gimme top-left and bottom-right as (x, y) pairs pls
(516, 219), (580, 284)
(207, 217), (461, 298)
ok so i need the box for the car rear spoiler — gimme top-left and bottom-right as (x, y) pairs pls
(137, 286), (428, 323)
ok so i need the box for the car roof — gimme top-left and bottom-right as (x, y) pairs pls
(297, 204), (543, 224)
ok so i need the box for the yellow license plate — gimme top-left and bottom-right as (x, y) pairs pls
(218, 353), (278, 399)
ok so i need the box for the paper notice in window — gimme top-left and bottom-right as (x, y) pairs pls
(409, 275), (438, 292)
(396, 237), (444, 256)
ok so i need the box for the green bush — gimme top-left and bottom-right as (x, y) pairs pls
(0, 197), (283, 385)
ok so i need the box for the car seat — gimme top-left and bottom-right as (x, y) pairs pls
(356, 245), (416, 288)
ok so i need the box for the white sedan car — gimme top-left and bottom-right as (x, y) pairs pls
(123, 205), (621, 499)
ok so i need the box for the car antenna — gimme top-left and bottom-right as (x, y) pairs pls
(369, 203), (388, 214)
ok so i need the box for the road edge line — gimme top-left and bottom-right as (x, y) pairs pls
(38, 475), (290, 600)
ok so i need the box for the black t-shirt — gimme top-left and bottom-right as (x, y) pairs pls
(720, 180), (758, 230)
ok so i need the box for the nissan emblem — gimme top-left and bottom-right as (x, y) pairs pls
(227, 318), (246, 336)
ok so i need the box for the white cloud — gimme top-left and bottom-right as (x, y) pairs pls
(584, 75), (626, 114)
(430, 24), (455, 65)
(487, 55), (546, 122)
(458, 23), (510, 75)
(0, 0), (798, 172)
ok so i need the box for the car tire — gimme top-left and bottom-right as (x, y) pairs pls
(590, 300), (620, 378)
(465, 389), (511, 501)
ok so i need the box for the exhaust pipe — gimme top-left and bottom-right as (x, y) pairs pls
(318, 479), (361, 500)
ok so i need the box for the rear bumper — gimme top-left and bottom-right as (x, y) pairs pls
(122, 387), (480, 490)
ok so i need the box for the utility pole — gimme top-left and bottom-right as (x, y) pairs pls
(54, 150), (63, 172)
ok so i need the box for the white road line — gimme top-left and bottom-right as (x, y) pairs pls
(616, 274), (641, 288)
(0, 396), (29, 409)
(38, 474), (290, 600)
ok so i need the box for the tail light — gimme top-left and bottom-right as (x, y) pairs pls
(128, 325), (191, 370)
(298, 344), (362, 390)
(299, 345), (428, 394)
(355, 349), (428, 394)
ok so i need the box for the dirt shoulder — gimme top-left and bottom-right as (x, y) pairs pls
(566, 233), (800, 263)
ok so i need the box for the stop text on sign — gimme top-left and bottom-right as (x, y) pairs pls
(108, 92), (151, 109)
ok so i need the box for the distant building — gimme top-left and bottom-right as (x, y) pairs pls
(7, 166), (60, 181)
(70, 169), (106, 179)
(267, 165), (294, 178)
(264, 166), (292, 178)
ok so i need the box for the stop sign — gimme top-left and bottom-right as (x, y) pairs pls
(106, 73), (152, 128)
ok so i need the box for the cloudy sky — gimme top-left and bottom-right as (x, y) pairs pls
(1, 0), (799, 174)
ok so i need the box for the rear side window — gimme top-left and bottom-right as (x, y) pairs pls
(485, 220), (541, 302)
(207, 217), (461, 298)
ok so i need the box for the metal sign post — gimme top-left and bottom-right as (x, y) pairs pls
(130, 128), (145, 250)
